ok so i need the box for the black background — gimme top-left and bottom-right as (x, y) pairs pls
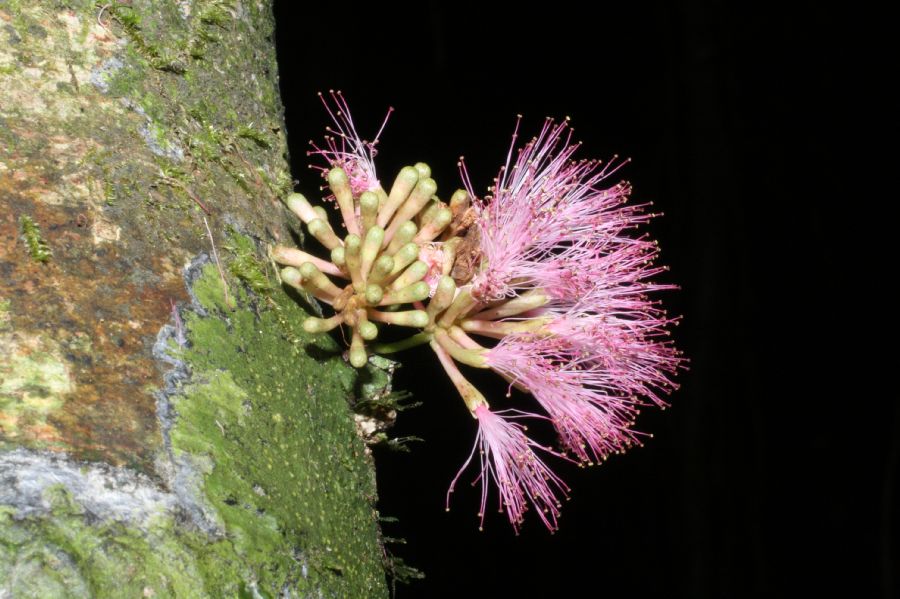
(273, 2), (892, 597)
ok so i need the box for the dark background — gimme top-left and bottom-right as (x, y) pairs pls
(273, 2), (892, 597)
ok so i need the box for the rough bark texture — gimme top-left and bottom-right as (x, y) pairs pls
(0, 1), (389, 596)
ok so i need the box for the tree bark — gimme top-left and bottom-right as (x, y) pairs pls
(0, 1), (388, 596)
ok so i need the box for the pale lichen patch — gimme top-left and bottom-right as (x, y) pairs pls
(91, 218), (121, 244)
(137, 114), (185, 161)
(89, 56), (124, 93)
(0, 449), (177, 525)
(0, 333), (74, 447)
(0, 11), (116, 121)
(33, 189), (64, 206)
(0, 299), (11, 332)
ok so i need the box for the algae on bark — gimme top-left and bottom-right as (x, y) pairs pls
(1, 1), (389, 595)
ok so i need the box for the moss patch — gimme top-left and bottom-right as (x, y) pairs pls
(0, 487), (204, 597)
(1, 259), (390, 597)
(163, 261), (387, 595)
(18, 215), (52, 263)
(0, 1), (391, 593)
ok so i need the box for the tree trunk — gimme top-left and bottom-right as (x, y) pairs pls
(0, 1), (388, 596)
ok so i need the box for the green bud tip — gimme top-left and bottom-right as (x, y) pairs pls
(407, 281), (431, 301)
(364, 226), (385, 249)
(345, 234), (361, 254)
(303, 316), (340, 334)
(349, 345), (368, 368)
(280, 266), (301, 285)
(331, 246), (346, 266)
(397, 220), (418, 239)
(307, 219), (328, 235)
(398, 165), (420, 184)
(408, 310), (429, 328)
(360, 191), (379, 212)
(365, 284), (384, 305)
(449, 189), (469, 208)
(359, 321), (378, 340)
(327, 167), (349, 185)
(299, 262), (319, 279)
(374, 254), (394, 274)
(417, 177), (438, 198)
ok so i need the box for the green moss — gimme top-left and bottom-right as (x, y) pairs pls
(236, 126), (271, 149)
(1, 264), (390, 597)
(18, 215), (51, 263)
(106, 3), (186, 74)
(190, 260), (239, 314)
(169, 262), (388, 595)
(0, 485), (212, 597)
(224, 230), (272, 296)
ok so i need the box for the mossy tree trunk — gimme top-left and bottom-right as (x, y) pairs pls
(0, 1), (389, 596)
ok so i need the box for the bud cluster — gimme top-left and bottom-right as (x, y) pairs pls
(274, 160), (475, 369)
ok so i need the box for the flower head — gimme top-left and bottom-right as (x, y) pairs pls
(448, 405), (570, 533)
(484, 333), (650, 464)
(440, 116), (684, 528)
(308, 90), (392, 196)
(274, 99), (684, 533)
(461, 117), (646, 302)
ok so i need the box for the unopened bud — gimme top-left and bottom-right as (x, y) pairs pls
(328, 168), (359, 235)
(386, 221), (418, 254)
(364, 283), (384, 306)
(360, 226), (385, 280)
(379, 166), (420, 228)
(368, 254), (394, 286)
(381, 281), (430, 305)
(307, 218), (342, 250)
(390, 243), (420, 276)
(358, 320), (378, 340)
(390, 260), (429, 290)
(286, 193), (317, 223)
(359, 191), (379, 232)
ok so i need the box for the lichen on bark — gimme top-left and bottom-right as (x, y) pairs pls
(0, 0), (294, 467)
(1, 1), (390, 595)
(2, 253), (391, 597)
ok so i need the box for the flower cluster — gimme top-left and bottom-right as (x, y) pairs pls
(273, 93), (684, 533)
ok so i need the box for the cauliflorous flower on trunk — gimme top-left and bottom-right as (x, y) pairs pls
(272, 96), (683, 533)
(431, 117), (684, 530)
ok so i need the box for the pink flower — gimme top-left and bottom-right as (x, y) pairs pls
(415, 242), (446, 295)
(420, 114), (687, 527)
(541, 301), (682, 406)
(532, 242), (670, 304)
(444, 116), (685, 472)
(278, 98), (684, 533)
(461, 117), (649, 302)
(483, 333), (653, 464)
(308, 90), (392, 196)
(448, 405), (570, 533)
